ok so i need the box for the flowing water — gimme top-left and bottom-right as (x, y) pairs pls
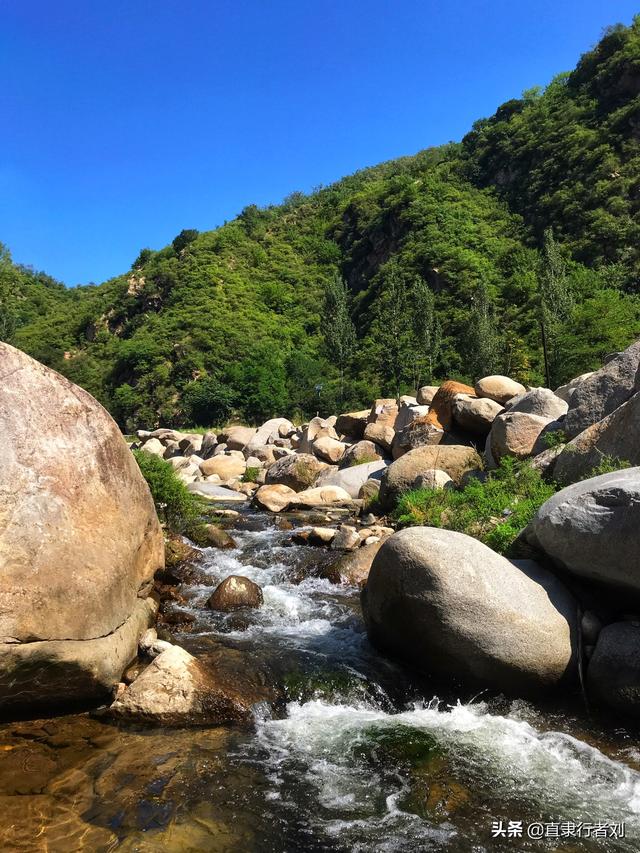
(1, 513), (640, 852)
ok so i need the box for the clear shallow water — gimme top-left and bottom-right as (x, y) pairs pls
(1, 516), (640, 851)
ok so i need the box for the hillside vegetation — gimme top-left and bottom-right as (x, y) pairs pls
(2, 18), (640, 429)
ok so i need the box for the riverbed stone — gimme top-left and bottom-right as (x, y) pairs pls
(254, 483), (297, 512)
(427, 380), (477, 431)
(105, 645), (270, 726)
(207, 576), (263, 611)
(199, 454), (246, 480)
(288, 485), (354, 509)
(0, 343), (164, 711)
(187, 483), (249, 503)
(417, 385), (439, 405)
(313, 435), (347, 463)
(587, 622), (640, 717)
(335, 409), (369, 439)
(265, 452), (330, 491)
(323, 541), (385, 587)
(525, 468), (640, 594)
(317, 460), (386, 499)
(340, 440), (384, 467)
(362, 528), (578, 695)
(564, 340), (640, 438)
(363, 422), (396, 453)
(379, 445), (481, 508)
(413, 469), (453, 490)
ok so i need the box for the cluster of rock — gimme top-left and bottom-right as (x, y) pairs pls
(359, 340), (640, 718)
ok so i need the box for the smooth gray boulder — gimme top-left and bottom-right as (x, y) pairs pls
(506, 387), (568, 420)
(526, 468), (640, 594)
(362, 528), (578, 695)
(317, 460), (386, 498)
(187, 483), (249, 502)
(554, 392), (640, 484)
(554, 372), (593, 404)
(587, 622), (640, 717)
(564, 340), (640, 438)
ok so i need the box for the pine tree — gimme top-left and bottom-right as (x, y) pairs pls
(467, 282), (502, 379)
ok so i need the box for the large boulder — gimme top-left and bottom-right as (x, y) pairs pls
(224, 426), (257, 451)
(265, 452), (329, 491)
(312, 435), (347, 464)
(394, 402), (430, 433)
(554, 372), (593, 404)
(317, 460), (387, 498)
(525, 468), (640, 594)
(475, 375), (526, 405)
(207, 576), (263, 611)
(427, 380), (476, 430)
(335, 410), (369, 439)
(554, 391), (640, 484)
(368, 398), (399, 428)
(506, 387), (568, 421)
(587, 622), (640, 717)
(417, 385), (439, 405)
(299, 417), (339, 454)
(254, 483), (296, 512)
(379, 445), (481, 509)
(0, 343), (164, 711)
(451, 394), (503, 435)
(245, 418), (293, 452)
(489, 411), (551, 462)
(340, 440), (384, 467)
(363, 422), (396, 453)
(105, 644), (276, 726)
(391, 419), (444, 458)
(362, 528), (578, 695)
(199, 454), (246, 480)
(288, 485), (354, 509)
(564, 340), (640, 439)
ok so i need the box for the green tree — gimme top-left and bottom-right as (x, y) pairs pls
(182, 376), (235, 426)
(172, 229), (199, 254)
(411, 277), (441, 390)
(323, 274), (356, 404)
(466, 282), (502, 379)
(0, 244), (17, 343)
(538, 228), (573, 386)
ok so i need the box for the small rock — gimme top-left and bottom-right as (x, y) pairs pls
(207, 576), (264, 611)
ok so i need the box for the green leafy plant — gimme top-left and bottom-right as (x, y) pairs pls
(583, 454), (631, 478)
(242, 466), (261, 483)
(543, 428), (568, 449)
(393, 457), (556, 554)
(133, 450), (204, 535)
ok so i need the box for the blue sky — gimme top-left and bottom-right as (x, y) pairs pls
(1, 1), (637, 285)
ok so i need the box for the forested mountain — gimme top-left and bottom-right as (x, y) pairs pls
(2, 18), (640, 428)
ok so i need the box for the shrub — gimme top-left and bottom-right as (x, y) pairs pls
(133, 450), (203, 535)
(582, 454), (631, 478)
(392, 457), (556, 554)
(543, 428), (567, 449)
(242, 466), (261, 483)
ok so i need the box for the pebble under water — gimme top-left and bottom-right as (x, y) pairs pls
(2, 514), (640, 852)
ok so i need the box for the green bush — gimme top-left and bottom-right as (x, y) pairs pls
(133, 450), (203, 535)
(582, 454), (631, 478)
(242, 466), (261, 483)
(392, 457), (556, 554)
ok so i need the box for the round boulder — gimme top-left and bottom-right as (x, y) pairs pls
(505, 387), (568, 420)
(254, 483), (296, 512)
(525, 468), (640, 594)
(265, 452), (329, 491)
(207, 575), (264, 611)
(379, 445), (481, 509)
(362, 528), (578, 695)
(475, 375), (526, 405)
(451, 394), (503, 435)
(0, 343), (164, 711)
(489, 412), (551, 462)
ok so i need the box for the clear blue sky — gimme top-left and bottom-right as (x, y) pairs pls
(1, 1), (637, 285)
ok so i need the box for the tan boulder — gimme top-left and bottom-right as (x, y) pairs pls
(335, 410), (369, 439)
(0, 343), (164, 711)
(364, 422), (396, 453)
(490, 412), (551, 462)
(426, 380), (476, 430)
(224, 426), (257, 451)
(368, 398), (399, 428)
(322, 541), (384, 587)
(341, 440), (384, 467)
(254, 484), (297, 512)
(417, 385), (439, 405)
(199, 454), (246, 480)
(299, 416), (339, 453)
(313, 435), (347, 463)
(475, 375), (526, 405)
(288, 485), (354, 509)
(379, 445), (481, 508)
(452, 394), (503, 434)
